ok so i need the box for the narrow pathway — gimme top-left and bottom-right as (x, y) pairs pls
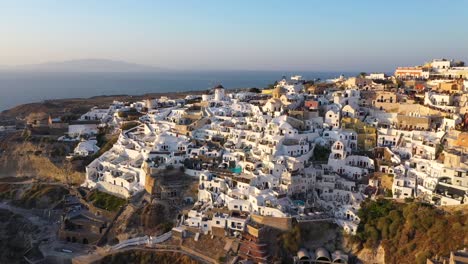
(73, 245), (215, 264)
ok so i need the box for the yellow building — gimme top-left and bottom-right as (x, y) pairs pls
(396, 115), (431, 130)
(273, 86), (286, 99)
(373, 91), (399, 112)
(261, 89), (273, 95)
(342, 117), (377, 151)
(453, 132), (468, 152)
(437, 79), (464, 94)
(262, 86), (286, 99)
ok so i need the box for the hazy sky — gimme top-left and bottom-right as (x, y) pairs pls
(1, 0), (467, 71)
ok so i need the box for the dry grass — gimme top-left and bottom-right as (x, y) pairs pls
(0, 140), (85, 184)
(12, 183), (69, 209)
(182, 233), (227, 261)
(101, 250), (201, 264)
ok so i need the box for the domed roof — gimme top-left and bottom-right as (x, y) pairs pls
(297, 248), (311, 260)
(315, 247), (331, 261)
(214, 84), (224, 89)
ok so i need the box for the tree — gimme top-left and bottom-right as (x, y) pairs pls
(313, 145), (331, 162)
(281, 225), (301, 253)
(385, 189), (393, 197)
(266, 81), (278, 90)
(249, 87), (261, 93)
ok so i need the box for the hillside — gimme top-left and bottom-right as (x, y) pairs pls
(0, 90), (208, 122)
(0, 96), (135, 121)
(353, 199), (467, 264)
(0, 89), (209, 183)
(0, 209), (40, 263)
(99, 250), (200, 264)
(0, 133), (85, 184)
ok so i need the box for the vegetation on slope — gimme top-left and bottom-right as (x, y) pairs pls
(94, 133), (119, 158)
(12, 184), (69, 209)
(281, 225), (302, 253)
(84, 132), (119, 165)
(120, 121), (140, 131)
(88, 190), (126, 212)
(100, 250), (200, 264)
(0, 183), (19, 200)
(312, 145), (331, 162)
(354, 199), (467, 264)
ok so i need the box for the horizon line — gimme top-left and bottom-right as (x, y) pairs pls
(0, 58), (404, 73)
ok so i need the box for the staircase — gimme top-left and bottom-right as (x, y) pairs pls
(238, 233), (270, 263)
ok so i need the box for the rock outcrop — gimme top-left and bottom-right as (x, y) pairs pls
(0, 137), (84, 184)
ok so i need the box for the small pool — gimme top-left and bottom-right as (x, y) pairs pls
(230, 166), (242, 174)
(293, 200), (305, 206)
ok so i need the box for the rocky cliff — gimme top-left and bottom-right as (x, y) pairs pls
(0, 208), (40, 263)
(0, 133), (84, 184)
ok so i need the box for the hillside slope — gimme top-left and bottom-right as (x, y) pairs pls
(0, 134), (84, 184)
(354, 199), (467, 264)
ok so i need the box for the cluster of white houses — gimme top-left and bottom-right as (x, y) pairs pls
(76, 59), (467, 243)
(395, 58), (468, 80)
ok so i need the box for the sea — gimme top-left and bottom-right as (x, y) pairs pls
(0, 71), (356, 111)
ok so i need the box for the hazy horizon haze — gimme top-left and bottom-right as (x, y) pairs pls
(1, 0), (467, 72)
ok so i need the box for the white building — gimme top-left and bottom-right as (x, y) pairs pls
(68, 121), (100, 137)
(365, 73), (386, 80)
(74, 139), (100, 157)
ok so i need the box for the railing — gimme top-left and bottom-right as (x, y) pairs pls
(109, 231), (172, 251)
(149, 231), (172, 244)
(111, 236), (149, 251)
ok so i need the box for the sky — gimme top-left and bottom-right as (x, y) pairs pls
(1, 0), (467, 72)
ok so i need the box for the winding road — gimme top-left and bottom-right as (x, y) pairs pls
(72, 245), (215, 264)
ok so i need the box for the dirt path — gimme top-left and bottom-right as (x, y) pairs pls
(73, 245), (215, 264)
(0, 201), (52, 227)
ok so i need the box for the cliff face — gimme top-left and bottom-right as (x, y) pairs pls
(0, 136), (84, 184)
(0, 209), (40, 263)
(355, 245), (385, 264)
(140, 202), (169, 229)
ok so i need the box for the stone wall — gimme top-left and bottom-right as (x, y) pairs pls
(145, 173), (155, 194)
(58, 229), (102, 245)
(398, 103), (447, 116)
(251, 214), (292, 231)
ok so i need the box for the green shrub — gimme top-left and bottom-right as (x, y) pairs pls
(121, 121), (140, 131)
(312, 145), (331, 161)
(385, 189), (393, 197)
(281, 225), (301, 253)
(88, 190), (126, 211)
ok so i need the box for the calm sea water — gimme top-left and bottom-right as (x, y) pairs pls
(0, 71), (355, 111)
